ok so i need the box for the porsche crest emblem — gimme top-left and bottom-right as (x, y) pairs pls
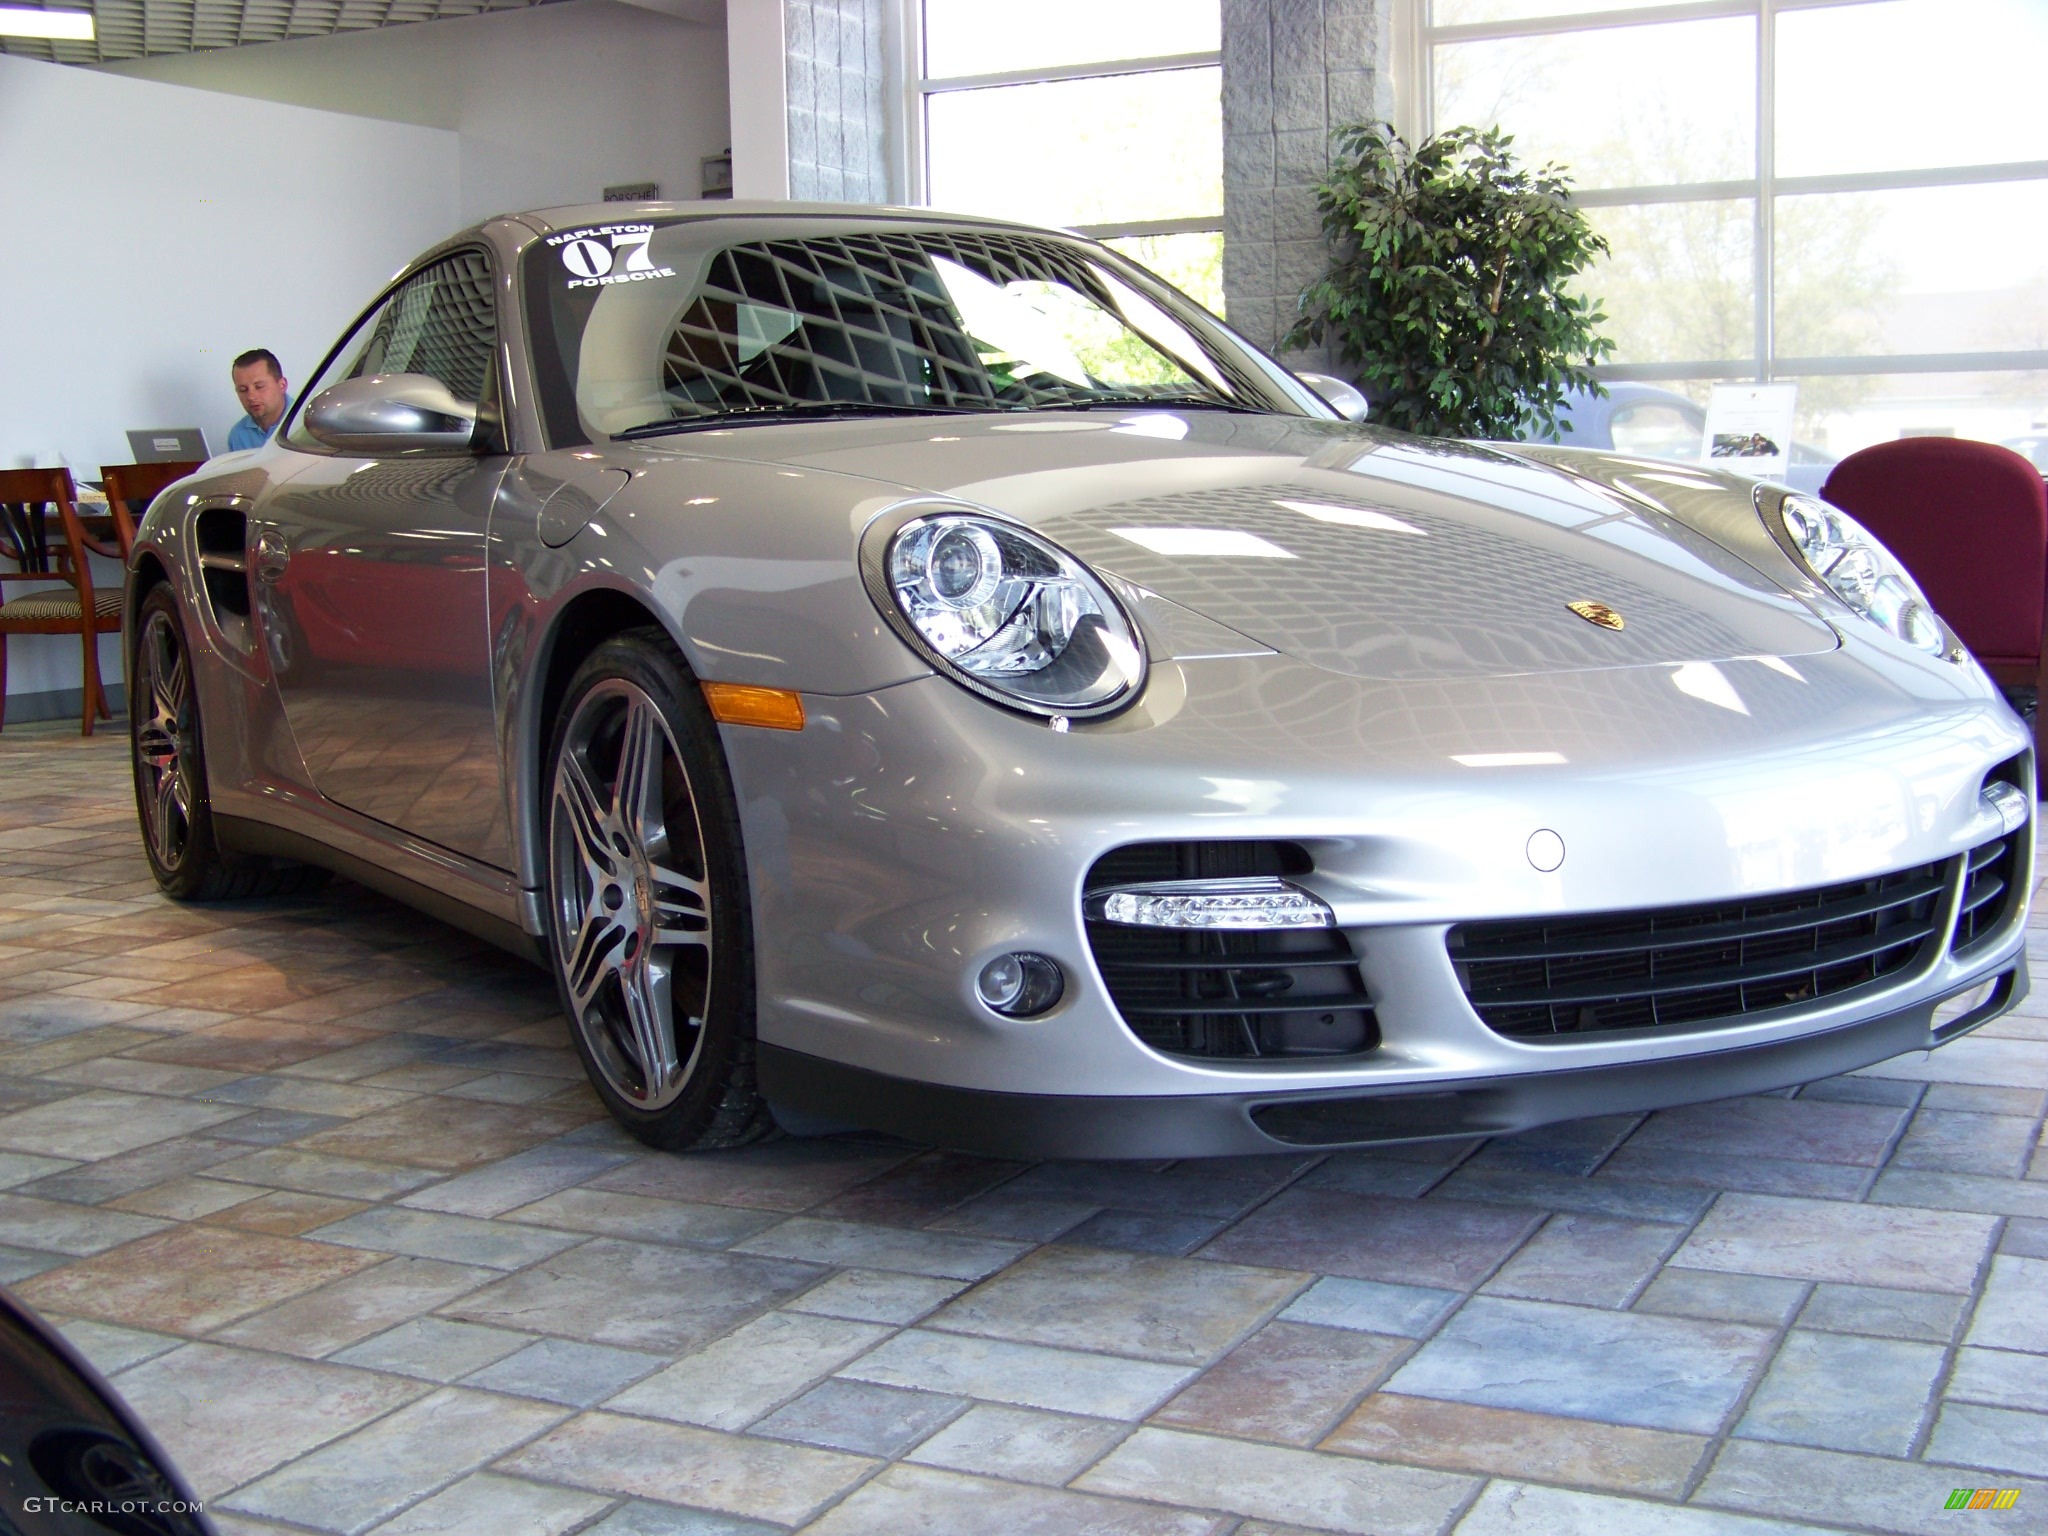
(1567, 600), (1625, 631)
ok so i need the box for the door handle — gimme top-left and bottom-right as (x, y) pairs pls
(254, 529), (290, 584)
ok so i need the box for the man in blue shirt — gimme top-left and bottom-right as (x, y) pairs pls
(227, 349), (291, 452)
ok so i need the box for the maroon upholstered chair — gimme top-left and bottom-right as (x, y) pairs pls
(1821, 437), (2048, 780)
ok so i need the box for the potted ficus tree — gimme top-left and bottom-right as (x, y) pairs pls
(1285, 121), (1614, 440)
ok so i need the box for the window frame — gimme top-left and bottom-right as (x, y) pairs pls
(907, 2), (1223, 247)
(1412, 0), (2048, 390)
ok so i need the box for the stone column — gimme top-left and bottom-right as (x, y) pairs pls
(1221, 0), (1393, 370)
(727, 0), (892, 202)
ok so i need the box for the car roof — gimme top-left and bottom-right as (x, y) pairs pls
(508, 200), (1045, 238)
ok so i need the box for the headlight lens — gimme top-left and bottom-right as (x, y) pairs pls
(875, 511), (1146, 715)
(1775, 494), (1948, 656)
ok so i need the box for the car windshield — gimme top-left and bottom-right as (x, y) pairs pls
(522, 219), (1306, 444)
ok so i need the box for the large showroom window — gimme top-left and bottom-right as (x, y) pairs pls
(913, 0), (1226, 314)
(1426, 0), (2048, 458)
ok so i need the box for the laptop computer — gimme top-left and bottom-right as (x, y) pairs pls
(126, 428), (209, 463)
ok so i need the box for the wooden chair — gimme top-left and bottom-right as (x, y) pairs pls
(0, 467), (123, 735)
(95, 460), (203, 562)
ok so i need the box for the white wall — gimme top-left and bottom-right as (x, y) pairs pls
(0, 52), (460, 714)
(104, 0), (733, 225)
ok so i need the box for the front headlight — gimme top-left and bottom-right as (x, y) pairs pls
(1770, 493), (1949, 657)
(863, 508), (1146, 716)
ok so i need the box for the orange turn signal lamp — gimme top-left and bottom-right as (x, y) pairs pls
(701, 681), (806, 731)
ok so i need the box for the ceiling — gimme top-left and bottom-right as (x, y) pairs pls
(0, 0), (565, 65)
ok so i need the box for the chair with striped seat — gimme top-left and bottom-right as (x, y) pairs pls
(0, 467), (122, 735)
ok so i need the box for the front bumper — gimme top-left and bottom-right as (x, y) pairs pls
(761, 959), (2026, 1157)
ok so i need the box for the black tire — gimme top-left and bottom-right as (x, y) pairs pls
(542, 627), (773, 1150)
(130, 583), (326, 902)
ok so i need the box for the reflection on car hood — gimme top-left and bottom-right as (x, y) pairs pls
(664, 411), (1840, 682)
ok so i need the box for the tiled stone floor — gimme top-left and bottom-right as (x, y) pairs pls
(2, 719), (2046, 1536)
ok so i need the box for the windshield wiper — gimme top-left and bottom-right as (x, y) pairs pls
(1024, 393), (1263, 414)
(614, 401), (989, 440)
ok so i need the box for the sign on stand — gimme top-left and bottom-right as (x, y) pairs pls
(1701, 383), (1799, 482)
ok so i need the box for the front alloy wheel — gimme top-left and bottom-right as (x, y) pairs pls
(544, 632), (769, 1148)
(134, 601), (198, 875)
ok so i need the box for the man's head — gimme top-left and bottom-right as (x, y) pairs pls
(232, 348), (289, 430)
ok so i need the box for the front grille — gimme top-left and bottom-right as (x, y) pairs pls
(1954, 833), (2019, 954)
(1448, 860), (1950, 1041)
(1085, 841), (1378, 1062)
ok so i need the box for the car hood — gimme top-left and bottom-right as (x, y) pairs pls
(661, 411), (1838, 682)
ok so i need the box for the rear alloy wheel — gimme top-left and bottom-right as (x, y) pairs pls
(545, 631), (771, 1149)
(131, 583), (326, 902)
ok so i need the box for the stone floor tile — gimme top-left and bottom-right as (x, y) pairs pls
(198, 1073), (408, 1118)
(1201, 1189), (1539, 1292)
(442, 1238), (822, 1354)
(19, 1223), (384, 1333)
(812, 1149), (1024, 1226)
(130, 1017), (378, 1075)
(207, 1147), (443, 1201)
(461, 1337), (665, 1406)
(1799, 1075), (1923, 1107)
(364, 1472), (607, 1536)
(1877, 1163), (2048, 1218)
(332, 1316), (537, 1381)
(807, 1463), (1226, 1536)
(1921, 1082), (2048, 1116)
(1481, 1212), (1678, 1308)
(1152, 1321), (1406, 1445)
(41, 1055), (242, 1095)
(504, 1187), (779, 1248)
(1062, 1209), (1231, 1256)
(308, 1206), (586, 1270)
(54, 1316), (184, 1374)
(1596, 1146), (1872, 1201)
(396, 1143), (633, 1218)
(1438, 1164), (1717, 1223)
(216, 1256), (498, 1357)
(1697, 1438), (2045, 1535)
(1385, 1295), (1776, 1434)
(931, 1244), (1304, 1365)
(783, 1268), (969, 1325)
(577, 1503), (780, 1536)
(112, 1341), (427, 1498)
(840, 1329), (1196, 1419)
(17, 1134), (244, 1205)
(0, 1241), (64, 1281)
(0, 1192), (168, 1256)
(995, 1161), (1280, 1219)
(1277, 1275), (1461, 1338)
(1857, 1033), (2048, 1092)
(1798, 1282), (1968, 1343)
(107, 1174), (261, 1221)
(1673, 1192), (1997, 1292)
(1325, 1393), (1707, 1498)
(1633, 1269), (1809, 1328)
(1464, 1116), (1642, 1177)
(583, 1139), (913, 1212)
(752, 1378), (966, 1457)
(0, 1087), (245, 1159)
(1451, 1480), (1844, 1535)
(730, 1215), (1027, 1280)
(1891, 1110), (2038, 1178)
(1947, 1346), (2048, 1412)
(209, 1190), (370, 1237)
(211, 1107), (353, 1146)
(1296, 1157), (1448, 1198)
(1629, 1095), (1909, 1167)
(925, 1189), (1100, 1241)
(442, 1071), (567, 1104)
(905, 1402), (1129, 1486)
(1964, 1256), (2048, 1353)
(1076, 1425), (1477, 1534)
(298, 1098), (593, 1173)
(0, 1149), (74, 1191)
(608, 1311), (891, 1430)
(225, 1386), (567, 1533)
(1734, 1330), (1945, 1455)
(497, 1412), (874, 1527)
(2001, 1216), (2048, 1258)
(358, 1063), (489, 1095)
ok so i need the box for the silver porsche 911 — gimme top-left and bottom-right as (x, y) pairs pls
(125, 202), (2032, 1157)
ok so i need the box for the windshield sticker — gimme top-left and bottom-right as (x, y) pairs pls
(546, 224), (676, 290)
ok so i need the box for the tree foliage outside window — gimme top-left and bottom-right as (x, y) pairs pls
(1285, 122), (1614, 439)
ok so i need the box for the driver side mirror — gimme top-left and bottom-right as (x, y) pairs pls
(1296, 371), (1370, 423)
(305, 373), (478, 454)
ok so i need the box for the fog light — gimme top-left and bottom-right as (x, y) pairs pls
(1089, 876), (1334, 929)
(977, 952), (1064, 1017)
(1982, 779), (2030, 835)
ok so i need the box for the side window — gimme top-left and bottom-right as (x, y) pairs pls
(286, 250), (498, 450)
(1609, 402), (1705, 462)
